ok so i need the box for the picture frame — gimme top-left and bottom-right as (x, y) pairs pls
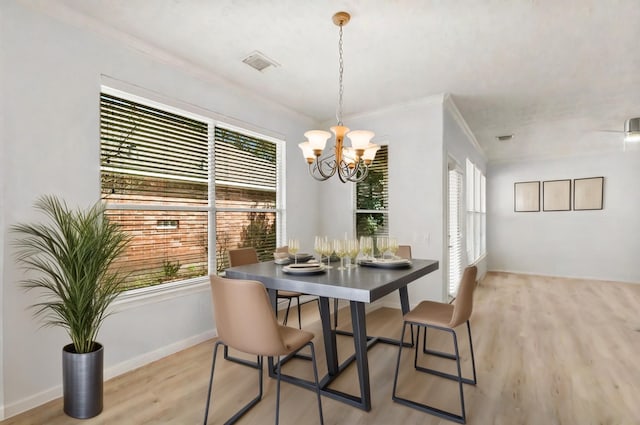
(543, 179), (571, 211)
(574, 177), (604, 210)
(514, 181), (540, 212)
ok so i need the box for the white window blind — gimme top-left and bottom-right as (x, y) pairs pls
(448, 167), (464, 296)
(214, 126), (279, 273)
(100, 92), (210, 290)
(100, 92), (283, 289)
(465, 158), (486, 264)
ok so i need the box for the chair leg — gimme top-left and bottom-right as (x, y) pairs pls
(422, 326), (428, 354)
(275, 355), (282, 425)
(204, 343), (264, 425)
(392, 322), (410, 398)
(416, 324), (476, 385)
(296, 296), (302, 329)
(393, 324), (468, 424)
(333, 298), (339, 328)
(452, 329), (466, 424)
(203, 341), (222, 425)
(308, 342), (325, 425)
(283, 298), (292, 326)
(274, 343), (324, 425)
(467, 321), (477, 385)
(223, 344), (260, 369)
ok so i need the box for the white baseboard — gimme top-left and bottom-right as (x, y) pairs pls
(104, 329), (216, 380)
(2, 329), (216, 420)
(486, 268), (638, 284)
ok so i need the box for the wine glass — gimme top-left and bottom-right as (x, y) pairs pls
(334, 239), (347, 270)
(360, 236), (373, 260)
(388, 237), (399, 258)
(321, 237), (333, 269)
(288, 238), (299, 263)
(348, 238), (360, 267)
(376, 236), (388, 259)
(314, 235), (324, 262)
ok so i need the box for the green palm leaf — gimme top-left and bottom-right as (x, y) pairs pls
(12, 195), (130, 353)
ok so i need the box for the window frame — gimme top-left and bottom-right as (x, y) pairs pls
(100, 86), (285, 299)
(354, 144), (389, 239)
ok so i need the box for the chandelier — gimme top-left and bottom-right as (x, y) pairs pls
(298, 11), (379, 183)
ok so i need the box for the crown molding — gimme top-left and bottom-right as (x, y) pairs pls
(443, 94), (487, 161)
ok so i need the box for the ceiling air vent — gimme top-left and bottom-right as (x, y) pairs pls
(242, 51), (279, 72)
(496, 134), (514, 142)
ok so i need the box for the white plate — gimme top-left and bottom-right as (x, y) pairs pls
(359, 258), (412, 269)
(282, 264), (326, 275)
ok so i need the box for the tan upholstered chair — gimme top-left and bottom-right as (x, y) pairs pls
(392, 266), (478, 424)
(204, 276), (323, 425)
(397, 245), (412, 259)
(228, 247), (314, 329)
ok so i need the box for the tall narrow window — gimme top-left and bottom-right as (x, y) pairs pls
(355, 145), (389, 238)
(100, 92), (210, 290)
(448, 165), (464, 296)
(465, 158), (486, 264)
(214, 126), (280, 273)
(100, 91), (283, 290)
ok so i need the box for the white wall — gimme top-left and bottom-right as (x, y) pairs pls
(317, 97), (447, 305)
(0, 1), (319, 418)
(487, 150), (640, 283)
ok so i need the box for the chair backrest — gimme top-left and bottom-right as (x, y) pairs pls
(228, 247), (259, 267)
(397, 245), (412, 259)
(449, 265), (478, 328)
(209, 275), (288, 356)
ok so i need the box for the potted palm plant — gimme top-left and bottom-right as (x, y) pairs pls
(12, 195), (130, 419)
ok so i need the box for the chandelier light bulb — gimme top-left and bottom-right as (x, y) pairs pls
(362, 144), (380, 163)
(298, 142), (316, 162)
(304, 130), (332, 151)
(347, 130), (375, 151)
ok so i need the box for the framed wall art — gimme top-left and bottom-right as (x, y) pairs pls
(543, 179), (571, 211)
(514, 181), (540, 212)
(574, 177), (604, 210)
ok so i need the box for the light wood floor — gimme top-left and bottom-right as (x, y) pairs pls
(3, 272), (640, 425)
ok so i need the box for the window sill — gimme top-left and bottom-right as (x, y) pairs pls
(113, 276), (210, 311)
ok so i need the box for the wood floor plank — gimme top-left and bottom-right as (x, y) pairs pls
(2, 272), (639, 424)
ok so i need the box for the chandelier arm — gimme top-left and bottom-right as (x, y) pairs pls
(313, 157), (338, 179)
(309, 162), (330, 181)
(346, 165), (369, 183)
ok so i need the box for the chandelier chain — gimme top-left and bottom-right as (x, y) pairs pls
(337, 24), (344, 125)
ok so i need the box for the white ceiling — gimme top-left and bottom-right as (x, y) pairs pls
(35, 0), (640, 162)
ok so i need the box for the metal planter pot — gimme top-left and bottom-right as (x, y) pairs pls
(62, 342), (104, 419)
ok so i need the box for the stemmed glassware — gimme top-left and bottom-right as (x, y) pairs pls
(314, 236), (333, 269)
(376, 236), (389, 259)
(314, 236), (324, 263)
(347, 238), (359, 268)
(334, 239), (347, 270)
(359, 236), (373, 261)
(288, 238), (300, 264)
(388, 237), (399, 259)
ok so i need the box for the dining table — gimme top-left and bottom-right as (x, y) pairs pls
(224, 257), (439, 412)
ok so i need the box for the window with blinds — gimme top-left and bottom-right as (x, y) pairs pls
(465, 158), (486, 264)
(355, 145), (389, 238)
(100, 91), (282, 290)
(214, 127), (279, 273)
(448, 166), (464, 296)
